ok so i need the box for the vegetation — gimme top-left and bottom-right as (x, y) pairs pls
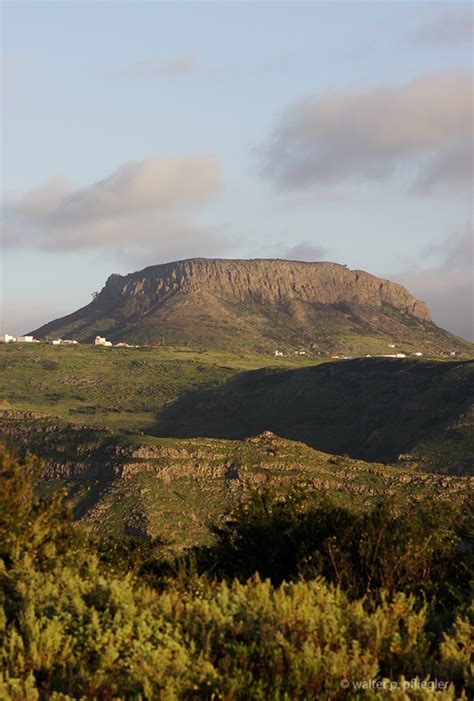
(154, 358), (474, 475)
(1, 447), (473, 699)
(1, 346), (472, 476)
(0, 344), (317, 432)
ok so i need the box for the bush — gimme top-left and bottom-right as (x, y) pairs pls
(203, 490), (473, 608)
(0, 447), (472, 699)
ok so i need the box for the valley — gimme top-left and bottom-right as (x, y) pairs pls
(1, 342), (472, 549)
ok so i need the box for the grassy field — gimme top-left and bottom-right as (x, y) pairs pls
(0, 343), (321, 431)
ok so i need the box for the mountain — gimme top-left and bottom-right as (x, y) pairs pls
(32, 258), (467, 354)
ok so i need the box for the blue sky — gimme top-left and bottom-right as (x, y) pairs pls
(1, 0), (472, 338)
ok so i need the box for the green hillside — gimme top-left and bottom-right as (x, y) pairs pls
(154, 357), (474, 475)
(2, 411), (471, 547)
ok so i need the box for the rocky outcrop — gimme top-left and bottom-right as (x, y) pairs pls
(99, 259), (431, 320)
(31, 257), (466, 353)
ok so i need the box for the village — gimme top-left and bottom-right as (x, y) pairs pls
(0, 332), (459, 359)
(0, 334), (137, 348)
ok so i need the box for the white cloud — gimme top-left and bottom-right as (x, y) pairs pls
(260, 70), (473, 193)
(2, 154), (226, 257)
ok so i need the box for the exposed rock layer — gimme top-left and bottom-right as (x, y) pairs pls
(31, 258), (465, 352)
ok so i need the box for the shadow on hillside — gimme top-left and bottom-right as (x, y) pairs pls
(149, 358), (474, 468)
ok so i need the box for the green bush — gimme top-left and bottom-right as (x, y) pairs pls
(0, 447), (472, 699)
(203, 490), (473, 608)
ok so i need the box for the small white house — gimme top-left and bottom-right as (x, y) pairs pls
(0, 334), (14, 343)
(274, 350), (284, 357)
(95, 335), (112, 347)
(414, 352), (423, 357)
(15, 336), (34, 343)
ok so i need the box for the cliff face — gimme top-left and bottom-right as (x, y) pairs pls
(31, 257), (463, 353)
(100, 258), (431, 321)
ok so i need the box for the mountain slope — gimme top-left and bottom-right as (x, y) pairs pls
(153, 358), (474, 475)
(1, 412), (471, 546)
(31, 258), (468, 354)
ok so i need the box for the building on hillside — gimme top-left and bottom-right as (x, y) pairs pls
(274, 350), (284, 357)
(414, 352), (423, 357)
(49, 338), (79, 345)
(95, 335), (113, 347)
(14, 336), (34, 343)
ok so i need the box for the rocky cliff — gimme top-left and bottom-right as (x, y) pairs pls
(99, 259), (431, 320)
(32, 258), (464, 353)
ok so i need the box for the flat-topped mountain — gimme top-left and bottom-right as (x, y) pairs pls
(32, 258), (468, 353)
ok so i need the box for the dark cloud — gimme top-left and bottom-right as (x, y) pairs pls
(394, 232), (473, 341)
(260, 70), (473, 193)
(2, 154), (227, 257)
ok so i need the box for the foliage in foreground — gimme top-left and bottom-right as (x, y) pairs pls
(203, 491), (473, 605)
(0, 447), (473, 700)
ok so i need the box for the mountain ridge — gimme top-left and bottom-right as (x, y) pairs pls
(31, 257), (467, 354)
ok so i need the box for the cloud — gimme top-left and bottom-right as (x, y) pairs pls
(394, 231), (473, 341)
(112, 53), (198, 80)
(259, 70), (473, 193)
(413, 5), (473, 45)
(2, 154), (227, 258)
(279, 240), (327, 262)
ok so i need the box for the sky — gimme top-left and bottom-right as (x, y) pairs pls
(1, 0), (473, 339)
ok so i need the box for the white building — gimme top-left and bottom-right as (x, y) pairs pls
(95, 335), (113, 347)
(0, 334), (15, 343)
(414, 352), (423, 357)
(49, 338), (78, 345)
(15, 336), (34, 343)
(274, 350), (284, 357)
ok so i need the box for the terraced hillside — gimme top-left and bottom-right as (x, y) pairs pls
(1, 411), (471, 548)
(1, 345), (472, 547)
